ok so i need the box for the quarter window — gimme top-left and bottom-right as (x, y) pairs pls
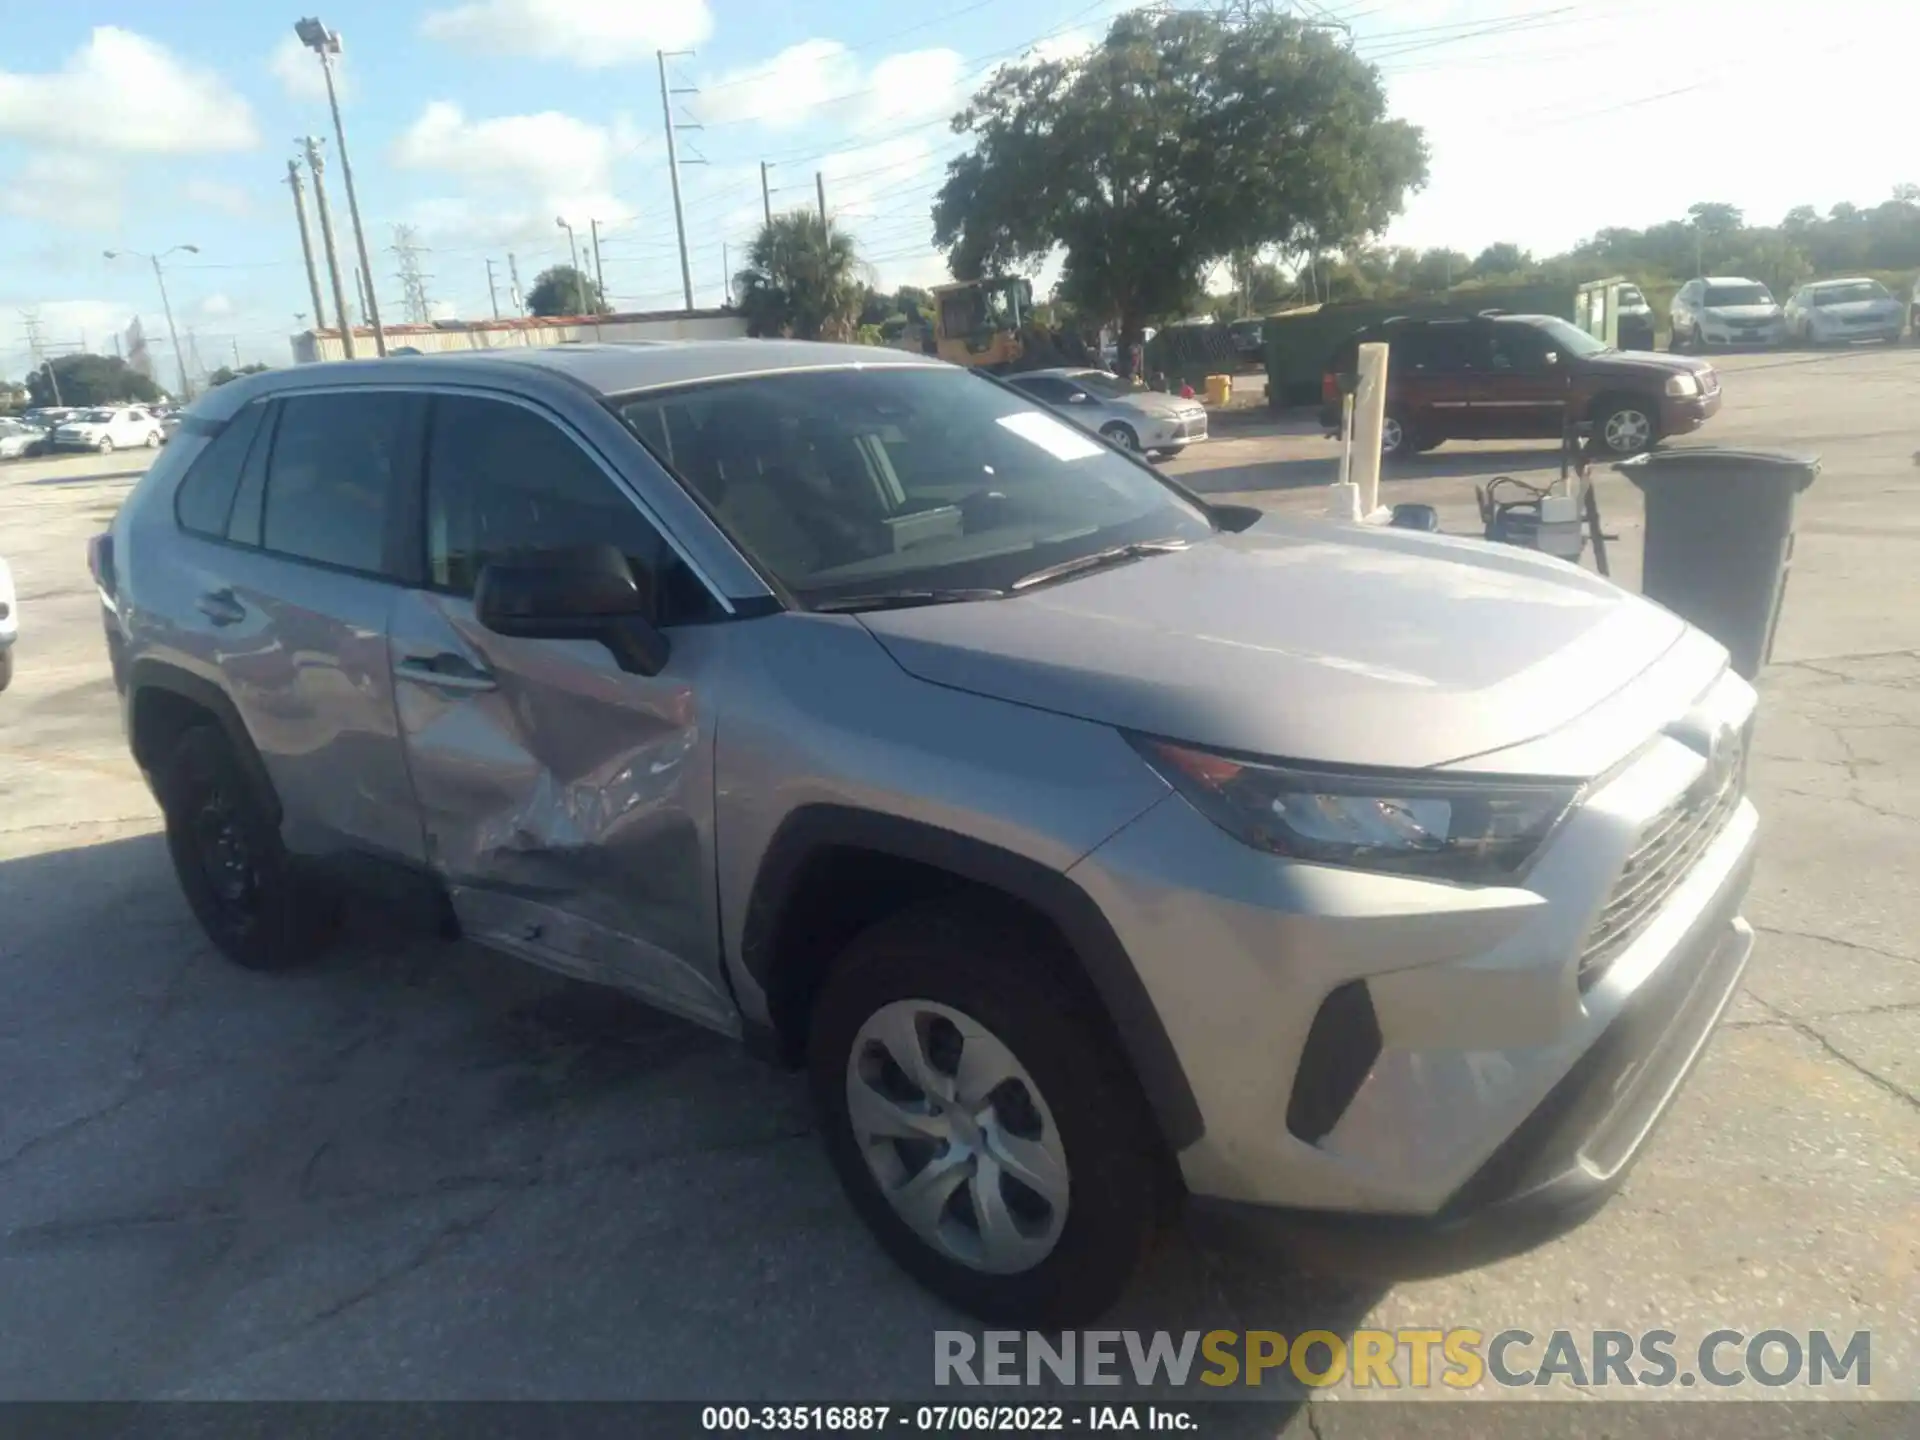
(173, 402), (267, 538)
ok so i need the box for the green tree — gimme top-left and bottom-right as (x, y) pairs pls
(1686, 202), (1744, 236)
(1470, 242), (1532, 278)
(26, 354), (161, 408)
(733, 211), (866, 341)
(207, 362), (270, 388)
(525, 264), (608, 317)
(933, 9), (1426, 371)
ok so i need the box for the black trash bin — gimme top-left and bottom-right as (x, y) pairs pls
(1616, 447), (1820, 680)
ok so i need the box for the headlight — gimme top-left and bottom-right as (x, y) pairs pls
(1665, 373), (1701, 397)
(1131, 736), (1577, 883)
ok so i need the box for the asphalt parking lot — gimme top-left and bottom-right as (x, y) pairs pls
(1, 351), (1915, 1417)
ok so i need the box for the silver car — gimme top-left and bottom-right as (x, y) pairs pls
(1005, 367), (1209, 457)
(1783, 277), (1904, 346)
(95, 343), (1757, 1323)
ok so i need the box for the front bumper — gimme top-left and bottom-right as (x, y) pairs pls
(1071, 662), (1757, 1243)
(1699, 323), (1782, 346)
(1659, 385), (1721, 436)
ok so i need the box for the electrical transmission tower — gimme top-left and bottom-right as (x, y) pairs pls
(391, 225), (434, 325)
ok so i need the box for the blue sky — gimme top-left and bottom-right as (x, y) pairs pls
(3, 1), (1915, 379)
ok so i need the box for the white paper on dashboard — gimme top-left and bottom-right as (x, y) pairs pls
(995, 410), (1105, 461)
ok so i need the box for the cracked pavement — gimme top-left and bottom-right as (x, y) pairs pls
(0, 350), (1915, 1415)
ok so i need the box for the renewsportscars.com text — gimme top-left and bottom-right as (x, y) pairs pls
(934, 1328), (1872, 1391)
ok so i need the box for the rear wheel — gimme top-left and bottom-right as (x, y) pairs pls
(1596, 398), (1657, 456)
(0, 647), (12, 693)
(145, 431), (161, 448)
(1380, 412), (1415, 460)
(1099, 422), (1140, 453)
(158, 725), (337, 970)
(809, 902), (1162, 1325)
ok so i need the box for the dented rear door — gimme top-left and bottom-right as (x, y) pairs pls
(388, 390), (738, 1032)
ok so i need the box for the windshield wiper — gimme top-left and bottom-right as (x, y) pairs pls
(1012, 538), (1190, 592)
(809, 588), (1006, 613)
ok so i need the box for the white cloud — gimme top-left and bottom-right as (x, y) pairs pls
(699, 41), (964, 133)
(1026, 32), (1096, 65)
(268, 35), (347, 103)
(0, 27), (256, 154)
(1, 153), (124, 230)
(420, 0), (713, 69)
(184, 179), (253, 218)
(393, 102), (638, 247)
(200, 293), (234, 318)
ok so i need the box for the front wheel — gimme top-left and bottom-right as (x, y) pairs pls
(0, 647), (12, 693)
(1596, 400), (1657, 456)
(97, 438), (114, 454)
(146, 431), (161, 448)
(1099, 422), (1140, 453)
(810, 903), (1162, 1325)
(1380, 411), (1415, 460)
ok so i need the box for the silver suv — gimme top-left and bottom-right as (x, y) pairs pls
(93, 342), (1758, 1324)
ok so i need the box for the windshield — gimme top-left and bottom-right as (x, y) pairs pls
(1705, 284), (1772, 308)
(1525, 316), (1610, 358)
(615, 366), (1213, 607)
(1812, 281), (1889, 306)
(1068, 372), (1136, 399)
(81, 409), (116, 422)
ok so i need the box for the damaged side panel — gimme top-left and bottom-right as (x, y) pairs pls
(388, 587), (737, 1033)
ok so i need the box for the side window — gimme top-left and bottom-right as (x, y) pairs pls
(173, 403), (267, 538)
(1400, 324), (1477, 373)
(1017, 377), (1071, 403)
(1488, 323), (1550, 372)
(260, 391), (418, 578)
(424, 395), (719, 625)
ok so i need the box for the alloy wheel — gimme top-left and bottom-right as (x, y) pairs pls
(846, 999), (1070, 1275)
(1603, 408), (1653, 453)
(1380, 416), (1404, 455)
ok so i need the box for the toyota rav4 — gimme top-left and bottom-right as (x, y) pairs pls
(94, 342), (1758, 1323)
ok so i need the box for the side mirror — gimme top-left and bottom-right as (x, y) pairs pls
(1541, 350), (1559, 366)
(474, 543), (670, 677)
(1066, 391), (1088, 403)
(1390, 503), (1440, 532)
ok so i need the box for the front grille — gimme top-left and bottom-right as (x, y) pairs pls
(1577, 728), (1748, 990)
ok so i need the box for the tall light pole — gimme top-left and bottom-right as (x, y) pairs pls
(303, 135), (356, 357)
(556, 216), (581, 308)
(285, 157), (327, 331)
(105, 245), (197, 400)
(658, 49), (697, 311)
(295, 18), (387, 356)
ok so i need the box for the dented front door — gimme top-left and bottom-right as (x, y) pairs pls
(387, 588), (736, 1030)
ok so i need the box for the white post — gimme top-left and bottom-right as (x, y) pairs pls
(1327, 392), (1361, 520)
(1351, 342), (1390, 520)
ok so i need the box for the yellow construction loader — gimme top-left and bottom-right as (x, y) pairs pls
(931, 277), (1032, 371)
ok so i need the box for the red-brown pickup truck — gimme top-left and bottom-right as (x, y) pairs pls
(1320, 313), (1721, 460)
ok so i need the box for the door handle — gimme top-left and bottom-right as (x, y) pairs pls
(396, 652), (498, 692)
(195, 588), (246, 626)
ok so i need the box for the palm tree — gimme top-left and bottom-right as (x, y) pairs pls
(734, 212), (866, 341)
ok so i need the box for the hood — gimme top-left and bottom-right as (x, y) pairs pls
(859, 516), (1688, 773)
(1117, 391), (1205, 419)
(1703, 304), (1779, 320)
(1817, 299), (1900, 318)
(1576, 350), (1714, 382)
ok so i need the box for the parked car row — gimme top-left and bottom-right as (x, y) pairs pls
(1319, 311), (1719, 460)
(1669, 275), (1906, 349)
(0, 403), (175, 459)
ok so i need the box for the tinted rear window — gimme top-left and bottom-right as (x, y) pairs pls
(260, 392), (418, 578)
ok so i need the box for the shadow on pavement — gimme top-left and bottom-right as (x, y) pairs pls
(0, 831), (1386, 1402)
(1178, 444), (1566, 498)
(24, 469), (149, 488)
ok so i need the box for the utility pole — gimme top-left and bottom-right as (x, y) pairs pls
(723, 242), (731, 306)
(817, 171), (829, 234)
(286, 157), (328, 332)
(485, 259), (501, 320)
(590, 219), (606, 306)
(303, 134), (356, 357)
(391, 224), (433, 324)
(296, 18), (387, 355)
(186, 327), (204, 391)
(508, 253), (525, 316)
(761, 161), (774, 227)
(105, 246), (197, 398)
(658, 49), (697, 311)
(355, 267), (371, 328)
(232, 338), (241, 367)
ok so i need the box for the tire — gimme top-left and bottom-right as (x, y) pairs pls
(1413, 435), (1446, 454)
(146, 431), (160, 448)
(157, 725), (337, 970)
(1099, 422), (1140, 453)
(1380, 411), (1414, 460)
(1595, 398), (1657, 456)
(809, 902), (1162, 1325)
(98, 438), (114, 454)
(0, 647), (12, 693)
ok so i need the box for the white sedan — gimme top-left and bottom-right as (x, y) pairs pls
(49, 405), (165, 453)
(0, 418), (43, 459)
(0, 556), (15, 692)
(1783, 278), (1905, 346)
(1004, 368), (1209, 458)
